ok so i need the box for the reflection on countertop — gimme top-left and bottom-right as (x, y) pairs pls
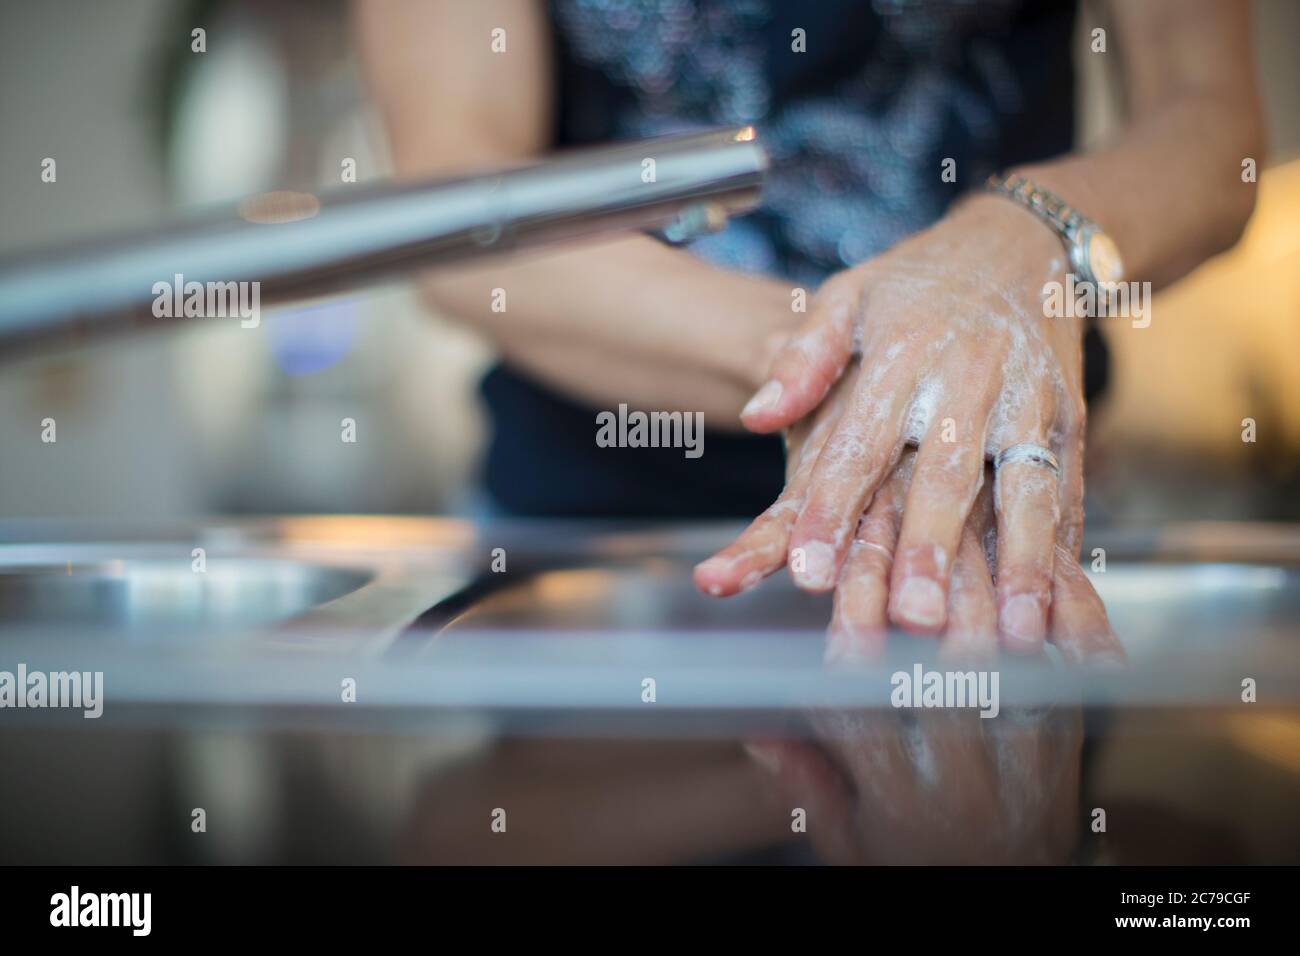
(1, 516), (1298, 864)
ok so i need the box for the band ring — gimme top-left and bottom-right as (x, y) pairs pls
(994, 442), (1060, 474)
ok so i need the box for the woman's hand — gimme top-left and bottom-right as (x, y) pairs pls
(696, 435), (1121, 666)
(827, 449), (1123, 668)
(732, 195), (1087, 652)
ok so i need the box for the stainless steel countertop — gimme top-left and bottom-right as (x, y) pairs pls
(2, 517), (1298, 725)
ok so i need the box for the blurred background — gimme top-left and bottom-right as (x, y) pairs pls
(0, 0), (1297, 524)
(0, 1), (1297, 868)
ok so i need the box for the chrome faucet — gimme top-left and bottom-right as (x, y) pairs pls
(0, 127), (766, 355)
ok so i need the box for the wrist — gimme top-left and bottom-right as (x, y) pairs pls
(950, 193), (1089, 338)
(979, 168), (1127, 293)
(952, 193), (1067, 274)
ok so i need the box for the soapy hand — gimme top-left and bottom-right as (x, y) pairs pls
(826, 448), (1120, 667)
(737, 534), (1122, 863)
(695, 400), (1120, 666)
(729, 458), (1122, 864)
(718, 195), (1087, 652)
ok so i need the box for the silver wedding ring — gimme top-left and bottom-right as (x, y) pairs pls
(994, 442), (1060, 475)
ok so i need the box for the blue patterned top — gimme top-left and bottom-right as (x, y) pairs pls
(550, 0), (1076, 283)
(481, 0), (1082, 517)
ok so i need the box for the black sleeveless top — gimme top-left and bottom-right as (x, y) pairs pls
(481, 0), (1105, 517)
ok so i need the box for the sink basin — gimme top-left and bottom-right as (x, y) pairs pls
(0, 517), (1295, 715)
(0, 516), (474, 655)
(2, 516), (1296, 867)
(0, 558), (371, 634)
(425, 559), (1300, 660)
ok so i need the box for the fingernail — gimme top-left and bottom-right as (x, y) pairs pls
(743, 742), (782, 774)
(793, 540), (836, 590)
(1001, 593), (1044, 649)
(742, 380), (783, 418)
(895, 577), (945, 630)
(694, 556), (725, 576)
(693, 558), (729, 597)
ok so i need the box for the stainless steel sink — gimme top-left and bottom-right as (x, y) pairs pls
(0, 517), (1296, 716)
(0, 517), (1297, 866)
(0, 558), (371, 634)
(429, 559), (1300, 659)
(0, 518), (474, 707)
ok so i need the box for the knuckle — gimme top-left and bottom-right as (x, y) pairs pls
(998, 561), (1052, 597)
(799, 499), (859, 542)
(752, 501), (798, 535)
(913, 457), (980, 504)
(848, 549), (892, 582)
(773, 341), (815, 378)
(822, 430), (870, 463)
(1067, 408), (1087, 439)
(761, 328), (794, 367)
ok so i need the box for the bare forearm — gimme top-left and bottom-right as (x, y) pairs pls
(496, 336), (762, 429)
(1013, 92), (1261, 288)
(422, 234), (794, 420)
(1013, 0), (1263, 287)
(357, 0), (796, 419)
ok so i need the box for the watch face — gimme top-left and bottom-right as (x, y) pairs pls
(1085, 230), (1124, 285)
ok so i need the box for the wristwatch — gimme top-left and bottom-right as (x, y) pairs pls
(983, 173), (1124, 287)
